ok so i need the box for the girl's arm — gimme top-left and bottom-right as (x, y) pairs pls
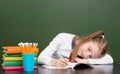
(38, 33), (65, 65)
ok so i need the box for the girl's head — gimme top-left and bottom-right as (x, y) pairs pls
(71, 31), (108, 61)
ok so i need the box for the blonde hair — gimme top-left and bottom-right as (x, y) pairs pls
(70, 31), (108, 62)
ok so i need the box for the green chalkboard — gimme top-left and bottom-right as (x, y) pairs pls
(0, 0), (120, 67)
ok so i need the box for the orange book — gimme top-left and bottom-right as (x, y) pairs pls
(2, 46), (39, 54)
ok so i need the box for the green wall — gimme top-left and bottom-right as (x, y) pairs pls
(0, 0), (120, 65)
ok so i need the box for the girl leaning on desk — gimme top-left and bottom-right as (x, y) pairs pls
(38, 31), (113, 67)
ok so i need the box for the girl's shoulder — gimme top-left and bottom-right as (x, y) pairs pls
(56, 32), (75, 37)
(52, 32), (76, 41)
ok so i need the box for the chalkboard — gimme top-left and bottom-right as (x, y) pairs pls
(0, 0), (120, 66)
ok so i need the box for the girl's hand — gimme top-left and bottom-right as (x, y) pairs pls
(75, 57), (88, 64)
(51, 58), (69, 68)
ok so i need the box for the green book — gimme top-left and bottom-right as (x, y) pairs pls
(3, 61), (38, 66)
(4, 53), (22, 57)
(4, 53), (39, 57)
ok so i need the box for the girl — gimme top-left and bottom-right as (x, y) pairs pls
(38, 31), (113, 67)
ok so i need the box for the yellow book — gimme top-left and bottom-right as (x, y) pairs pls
(3, 56), (38, 61)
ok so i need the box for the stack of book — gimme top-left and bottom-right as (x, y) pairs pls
(1, 46), (39, 71)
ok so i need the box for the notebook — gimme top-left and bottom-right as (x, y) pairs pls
(42, 62), (93, 70)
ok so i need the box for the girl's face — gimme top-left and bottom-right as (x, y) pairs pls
(77, 41), (101, 59)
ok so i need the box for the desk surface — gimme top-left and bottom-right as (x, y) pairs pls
(0, 63), (120, 74)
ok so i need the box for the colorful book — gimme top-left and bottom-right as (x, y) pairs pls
(3, 56), (38, 61)
(2, 61), (38, 66)
(2, 66), (38, 71)
(3, 53), (39, 57)
(2, 46), (39, 54)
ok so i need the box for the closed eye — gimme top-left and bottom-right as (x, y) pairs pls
(88, 48), (92, 58)
(77, 55), (83, 59)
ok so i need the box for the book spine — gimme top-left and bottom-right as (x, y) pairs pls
(4, 61), (22, 66)
(2, 66), (38, 71)
(4, 53), (39, 57)
(4, 61), (38, 66)
(3, 57), (22, 61)
(2, 46), (39, 54)
(3, 57), (38, 61)
(4, 53), (22, 57)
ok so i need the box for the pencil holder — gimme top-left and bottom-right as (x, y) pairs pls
(22, 53), (35, 71)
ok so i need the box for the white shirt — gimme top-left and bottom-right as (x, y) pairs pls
(38, 33), (113, 65)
